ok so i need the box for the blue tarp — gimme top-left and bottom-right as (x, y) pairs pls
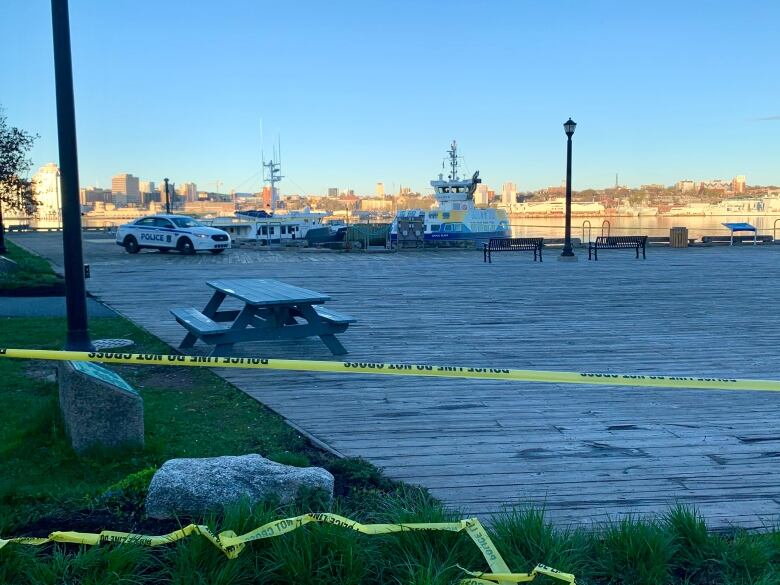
(722, 222), (756, 232)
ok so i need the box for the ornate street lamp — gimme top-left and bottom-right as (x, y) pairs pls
(561, 118), (577, 259)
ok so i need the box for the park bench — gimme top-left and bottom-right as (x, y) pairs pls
(483, 237), (544, 263)
(588, 236), (647, 261)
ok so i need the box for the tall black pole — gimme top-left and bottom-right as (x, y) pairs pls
(51, 0), (92, 350)
(0, 203), (6, 254)
(164, 177), (170, 214)
(561, 129), (575, 258)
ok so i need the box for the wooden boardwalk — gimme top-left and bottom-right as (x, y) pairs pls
(14, 233), (780, 529)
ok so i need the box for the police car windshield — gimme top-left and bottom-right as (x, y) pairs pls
(170, 217), (203, 228)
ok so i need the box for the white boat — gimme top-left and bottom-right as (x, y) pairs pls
(390, 141), (509, 245)
(230, 208), (328, 243)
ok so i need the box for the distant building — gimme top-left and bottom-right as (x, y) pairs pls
(139, 180), (155, 194)
(32, 163), (62, 216)
(474, 184), (489, 206)
(111, 173), (140, 204)
(676, 180), (695, 192)
(375, 182), (385, 197)
(360, 197), (394, 212)
(732, 175), (746, 194)
(80, 187), (113, 206)
(179, 182), (198, 201)
(501, 182), (516, 205)
(327, 187), (339, 198)
(699, 179), (730, 192)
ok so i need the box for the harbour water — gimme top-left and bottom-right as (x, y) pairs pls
(13, 212), (780, 242)
(510, 214), (780, 241)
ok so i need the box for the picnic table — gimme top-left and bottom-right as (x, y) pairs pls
(171, 278), (355, 355)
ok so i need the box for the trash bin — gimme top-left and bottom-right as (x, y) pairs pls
(670, 227), (688, 248)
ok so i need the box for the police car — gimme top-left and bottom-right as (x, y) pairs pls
(116, 214), (231, 255)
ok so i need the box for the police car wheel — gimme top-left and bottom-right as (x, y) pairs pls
(177, 238), (195, 255)
(124, 236), (140, 254)
(210, 249), (225, 255)
(158, 248), (169, 254)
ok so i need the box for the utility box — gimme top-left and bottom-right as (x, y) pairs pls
(670, 227), (688, 248)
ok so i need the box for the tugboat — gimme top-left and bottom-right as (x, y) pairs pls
(390, 141), (509, 246)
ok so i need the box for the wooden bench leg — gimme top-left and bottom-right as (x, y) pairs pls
(319, 333), (347, 355)
(179, 332), (198, 349)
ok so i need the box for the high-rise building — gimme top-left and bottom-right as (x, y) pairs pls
(327, 187), (338, 198)
(32, 163), (62, 216)
(501, 182), (517, 205)
(139, 180), (155, 194)
(80, 187), (113, 206)
(732, 175), (746, 194)
(375, 182), (385, 197)
(111, 173), (140, 204)
(474, 184), (489, 206)
(179, 182), (198, 201)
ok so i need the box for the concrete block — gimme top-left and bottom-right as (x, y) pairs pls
(58, 360), (144, 454)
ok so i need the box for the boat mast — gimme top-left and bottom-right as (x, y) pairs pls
(448, 140), (458, 180)
(262, 137), (284, 211)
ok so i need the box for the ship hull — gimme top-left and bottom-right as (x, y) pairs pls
(390, 229), (510, 245)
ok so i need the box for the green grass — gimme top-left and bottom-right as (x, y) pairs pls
(0, 240), (63, 290)
(0, 315), (328, 532)
(3, 499), (780, 585)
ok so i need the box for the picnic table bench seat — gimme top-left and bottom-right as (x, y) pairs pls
(311, 306), (356, 325)
(484, 237), (544, 263)
(170, 307), (231, 336)
(588, 236), (647, 260)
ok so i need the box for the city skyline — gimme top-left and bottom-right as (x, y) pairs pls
(2, 1), (779, 194)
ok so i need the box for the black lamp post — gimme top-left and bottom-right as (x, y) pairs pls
(560, 117), (577, 259)
(51, 0), (92, 350)
(164, 177), (170, 214)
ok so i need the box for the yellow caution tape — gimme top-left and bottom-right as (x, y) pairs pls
(0, 513), (575, 584)
(1, 347), (779, 392)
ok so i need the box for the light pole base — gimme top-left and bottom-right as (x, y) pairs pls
(558, 253), (578, 262)
(65, 329), (95, 352)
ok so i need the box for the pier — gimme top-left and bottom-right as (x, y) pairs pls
(12, 232), (780, 529)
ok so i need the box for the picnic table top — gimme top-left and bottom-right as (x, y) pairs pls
(207, 278), (330, 306)
(722, 222), (756, 232)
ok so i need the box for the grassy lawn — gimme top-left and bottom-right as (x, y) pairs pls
(0, 316), (383, 535)
(1, 316), (780, 583)
(0, 240), (63, 291)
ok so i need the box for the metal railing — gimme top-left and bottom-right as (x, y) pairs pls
(601, 220), (611, 237)
(581, 220), (592, 244)
(774, 219), (780, 241)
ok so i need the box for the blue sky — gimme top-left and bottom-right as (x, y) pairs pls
(1, 0), (778, 195)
